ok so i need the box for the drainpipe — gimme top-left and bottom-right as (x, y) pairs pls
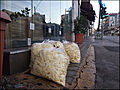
(0, 11), (11, 81)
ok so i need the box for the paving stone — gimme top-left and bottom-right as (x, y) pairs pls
(69, 63), (80, 68)
(66, 76), (74, 85)
(65, 69), (80, 89)
(74, 79), (84, 89)
(87, 63), (96, 70)
(66, 70), (77, 77)
(80, 72), (95, 82)
(67, 66), (79, 71)
(83, 66), (96, 74)
(75, 78), (95, 89)
(87, 59), (95, 63)
(75, 46), (96, 89)
(87, 57), (94, 62)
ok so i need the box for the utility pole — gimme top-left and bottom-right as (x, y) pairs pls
(78, 0), (80, 18)
(101, 19), (104, 39)
(31, 0), (33, 16)
(31, 0), (33, 43)
(72, 0), (75, 42)
(97, 5), (101, 31)
(97, 0), (103, 32)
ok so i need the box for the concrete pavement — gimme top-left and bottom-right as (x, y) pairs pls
(91, 36), (119, 89)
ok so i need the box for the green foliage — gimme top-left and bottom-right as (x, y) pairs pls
(10, 7), (30, 20)
(74, 15), (88, 34)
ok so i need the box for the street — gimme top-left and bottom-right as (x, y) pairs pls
(91, 36), (119, 89)
(104, 36), (119, 44)
(0, 0), (119, 89)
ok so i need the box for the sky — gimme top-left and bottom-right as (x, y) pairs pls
(1, 0), (119, 29)
(0, 0), (72, 24)
(33, 1), (72, 24)
(33, 0), (119, 30)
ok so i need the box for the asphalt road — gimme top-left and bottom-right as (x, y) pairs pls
(91, 36), (119, 89)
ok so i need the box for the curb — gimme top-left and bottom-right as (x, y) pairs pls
(76, 45), (96, 89)
(66, 45), (96, 89)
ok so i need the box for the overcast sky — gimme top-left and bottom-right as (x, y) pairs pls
(33, 1), (72, 24)
(37, 0), (119, 29)
(0, 0), (72, 24)
(1, 0), (119, 29)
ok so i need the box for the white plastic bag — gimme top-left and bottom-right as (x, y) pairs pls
(31, 48), (70, 86)
(63, 41), (81, 63)
(48, 40), (64, 49)
(30, 43), (53, 68)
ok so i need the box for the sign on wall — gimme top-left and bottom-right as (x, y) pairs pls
(27, 38), (31, 46)
(48, 28), (51, 33)
(30, 23), (34, 30)
(59, 30), (61, 35)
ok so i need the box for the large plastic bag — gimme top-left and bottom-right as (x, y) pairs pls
(48, 40), (64, 49)
(42, 40), (64, 48)
(31, 48), (70, 86)
(63, 42), (81, 63)
(30, 43), (53, 68)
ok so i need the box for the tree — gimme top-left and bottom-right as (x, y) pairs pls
(9, 7), (31, 39)
(10, 7), (30, 20)
(74, 15), (88, 34)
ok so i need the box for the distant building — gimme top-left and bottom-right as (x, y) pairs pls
(103, 13), (119, 30)
(108, 13), (117, 30)
(32, 12), (45, 23)
(116, 12), (120, 29)
(103, 12), (119, 35)
(103, 17), (109, 31)
(43, 23), (62, 40)
(60, 7), (72, 41)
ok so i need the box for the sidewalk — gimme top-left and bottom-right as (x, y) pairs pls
(1, 36), (96, 89)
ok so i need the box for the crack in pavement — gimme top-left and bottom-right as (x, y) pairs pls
(73, 45), (96, 89)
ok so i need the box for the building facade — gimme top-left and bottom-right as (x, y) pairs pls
(108, 13), (117, 29)
(61, 7), (72, 41)
(103, 12), (119, 35)
(43, 22), (63, 40)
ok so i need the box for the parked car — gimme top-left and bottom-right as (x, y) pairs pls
(95, 32), (102, 39)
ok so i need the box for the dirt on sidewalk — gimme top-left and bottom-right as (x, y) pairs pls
(1, 45), (96, 89)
